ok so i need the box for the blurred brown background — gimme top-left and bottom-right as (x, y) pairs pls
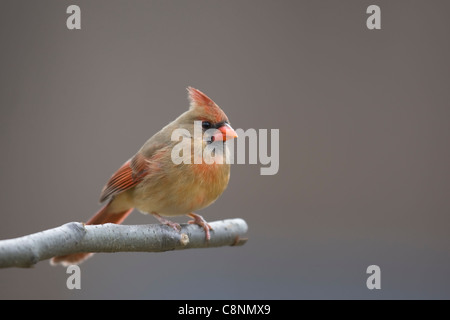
(1, 0), (450, 299)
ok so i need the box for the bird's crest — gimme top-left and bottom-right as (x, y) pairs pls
(187, 87), (217, 108)
(187, 86), (228, 123)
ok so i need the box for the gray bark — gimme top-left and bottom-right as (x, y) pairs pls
(0, 218), (248, 268)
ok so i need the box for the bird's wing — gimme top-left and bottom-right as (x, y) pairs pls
(99, 152), (149, 203)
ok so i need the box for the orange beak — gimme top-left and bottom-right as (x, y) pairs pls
(214, 123), (238, 141)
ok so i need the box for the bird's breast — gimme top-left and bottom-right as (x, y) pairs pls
(133, 161), (230, 216)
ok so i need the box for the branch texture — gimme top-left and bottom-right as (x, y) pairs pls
(0, 218), (248, 268)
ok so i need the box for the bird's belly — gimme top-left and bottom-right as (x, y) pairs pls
(134, 184), (218, 216)
(132, 164), (230, 216)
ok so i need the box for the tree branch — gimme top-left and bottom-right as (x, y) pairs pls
(0, 218), (248, 268)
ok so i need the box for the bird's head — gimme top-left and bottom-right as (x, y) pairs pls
(180, 87), (238, 144)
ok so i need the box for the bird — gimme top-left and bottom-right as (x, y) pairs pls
(50, 87), (238, 266)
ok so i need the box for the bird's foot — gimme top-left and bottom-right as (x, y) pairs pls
(187, 213), (212, 241)
(152, 213), (181, 232)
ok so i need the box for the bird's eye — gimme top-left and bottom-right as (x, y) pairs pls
(202, 121), (212, 129)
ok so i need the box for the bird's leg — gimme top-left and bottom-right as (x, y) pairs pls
(152, 212), (181, 232)
(187, 213), (212, 241)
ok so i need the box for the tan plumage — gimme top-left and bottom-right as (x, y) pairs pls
(51, 87), (237, 266)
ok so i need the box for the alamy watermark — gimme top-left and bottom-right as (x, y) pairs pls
(366, 265), (381, 290)
(170, 121), (279, 175)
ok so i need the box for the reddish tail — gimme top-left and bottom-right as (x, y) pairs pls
(50, 202), (133, 266)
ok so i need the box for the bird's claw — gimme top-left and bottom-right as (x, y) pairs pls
(152, 212), (181, 232)
(166, 221), (182, 232)
(187, 213), (212, 241)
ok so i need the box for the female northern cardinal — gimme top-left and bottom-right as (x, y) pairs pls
(51, 87), (238, 266)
